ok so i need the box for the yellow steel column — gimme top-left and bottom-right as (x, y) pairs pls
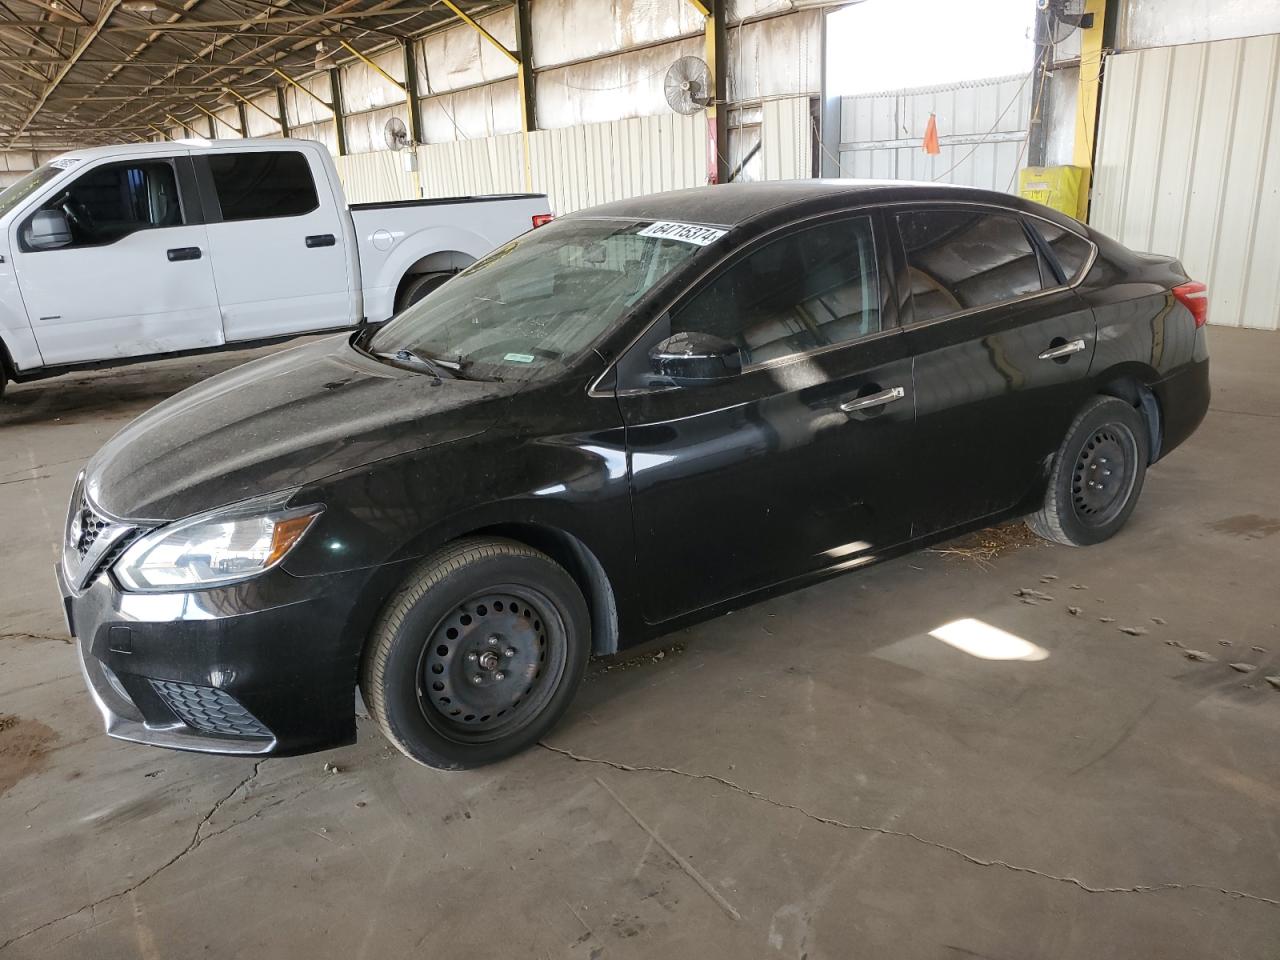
(1072, 0), (1108, 220)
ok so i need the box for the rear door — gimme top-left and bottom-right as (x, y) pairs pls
(618, 212), (916, 624)
(197, 147), (353, 341)
(12, 154), (223, 365)
(896, 205), (1098, 536)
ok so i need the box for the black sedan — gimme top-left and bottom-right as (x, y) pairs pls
(60, 181), (1210, 769)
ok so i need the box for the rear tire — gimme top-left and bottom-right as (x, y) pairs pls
(1027, 395), (1150, 547)
(360, 537), (590, 770)
(395, 272), (451, 313)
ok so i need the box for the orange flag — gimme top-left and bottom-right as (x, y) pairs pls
(923, 112), (941, 155)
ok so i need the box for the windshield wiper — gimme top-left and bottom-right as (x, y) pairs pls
(374, 348), (463, 379)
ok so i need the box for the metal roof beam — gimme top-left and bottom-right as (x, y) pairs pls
(8, 0), (121, 145)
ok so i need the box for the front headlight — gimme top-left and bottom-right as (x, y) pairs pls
(114, 494), (323, 592)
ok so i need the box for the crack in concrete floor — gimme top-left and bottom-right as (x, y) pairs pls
(540, 743), (1280, 910)
(0, 759), (266, 954)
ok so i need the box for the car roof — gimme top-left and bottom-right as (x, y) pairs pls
(565, 179), (1076, 230)
(47, 138), (322, 165)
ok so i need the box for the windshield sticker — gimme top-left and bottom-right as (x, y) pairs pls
(503, 352), (536, 364)
(50, 158), (82, 170)
(637, 221), (727, 246)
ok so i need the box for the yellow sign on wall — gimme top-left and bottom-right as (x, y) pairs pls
(1018, 165), (1087, 221)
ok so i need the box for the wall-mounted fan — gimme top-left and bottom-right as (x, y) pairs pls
(384, 115), (413, 151)
(664, 56), (712, 115)
(1041, 0), (1093, 44)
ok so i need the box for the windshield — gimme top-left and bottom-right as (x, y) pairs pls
(367, 217), (710, 380)
(0, 164), (66, 219)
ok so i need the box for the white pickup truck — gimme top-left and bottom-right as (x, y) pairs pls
(0, 138), (551, 398)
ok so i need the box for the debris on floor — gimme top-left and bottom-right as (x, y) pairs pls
(1151, 617), (1167, 625)
(1067, 606), (1082, 616)
(1070, 583), (1088, 590)
(1228, 662), (1256, 673)
(927, 522), (1040, 565)
(1185, 650), (1217, 662)
(1118, 625), (1149, 636)
(1099, 616), (1116, 623)
(1014, 588), (1055, 602)
(1266, 676), (1280, 691)
(323, 762), (341, 774)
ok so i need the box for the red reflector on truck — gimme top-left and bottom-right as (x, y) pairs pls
(1172, 281), (1208, 328)
(532, 214), (554, 228)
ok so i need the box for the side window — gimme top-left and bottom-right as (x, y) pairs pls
(30, 160), (183, 249)
(1033, 220), (1093, 283)
(671, 216), (881, 366)
(207, 151), (318, 221)
(897, 210), (1044, 324)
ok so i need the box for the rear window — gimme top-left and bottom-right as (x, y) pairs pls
(897, 210), (1044, 323)
(1034, 221), (1093, 283)
(207, 151), (318, 221)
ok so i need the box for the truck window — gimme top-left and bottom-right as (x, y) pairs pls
(30, 160), (183, 249)
(207, 151), (319, 221)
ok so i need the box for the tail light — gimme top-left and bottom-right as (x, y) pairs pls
(531, 213), (554, 229)
(1172, 281), (1208, 328)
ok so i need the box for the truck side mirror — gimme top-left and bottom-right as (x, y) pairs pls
(27, 209), (72, 250)
(649, 331), (744, 387)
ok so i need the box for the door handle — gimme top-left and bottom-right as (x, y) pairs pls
(166, 247), (201, 262)
(840, 385), (906, 413)
(1038, 338), (1087, 361)
(305, 234), (336, 248)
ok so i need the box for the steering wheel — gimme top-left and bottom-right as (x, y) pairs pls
(60, 196), (96, 237)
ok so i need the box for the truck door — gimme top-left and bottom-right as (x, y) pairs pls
(11, 154), (223, 366)
(196, 148), (354, 341)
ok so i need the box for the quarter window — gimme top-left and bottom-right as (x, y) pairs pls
(1034, 220), (1093, 283)
(897, 210), (1044, 324)
(670, 216), (881, 366)
(29, 160), (183, 248)
(207, 151), (318, 221)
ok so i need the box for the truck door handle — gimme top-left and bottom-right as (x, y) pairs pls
(166, 247), (201, 262)
(840, 385), (906, 413)
(1038, 338), (1087, 361)
(305, 234), (336, 248)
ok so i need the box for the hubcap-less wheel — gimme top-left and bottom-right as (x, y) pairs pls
(417, 588), (566, 743)
(1071, 423), (1138, 526)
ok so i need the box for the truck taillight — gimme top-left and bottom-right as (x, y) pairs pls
(531, 213), (554, 229)
(1172, 281), (1208, 328)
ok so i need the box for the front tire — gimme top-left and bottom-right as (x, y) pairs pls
(360, 537), (590, 770)
(1027, 395), (1150, 546)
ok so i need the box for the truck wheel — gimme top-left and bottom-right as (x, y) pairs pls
(360, 537), (590, 770)
(1027, 395), (1149, 547)
(396, 272), (451, 312)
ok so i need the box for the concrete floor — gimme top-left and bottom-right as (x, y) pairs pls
(1, 328), (1278, 959)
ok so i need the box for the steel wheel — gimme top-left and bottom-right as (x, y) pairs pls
(416, 586), (567, 743)
(1070, 423), (1138, 527)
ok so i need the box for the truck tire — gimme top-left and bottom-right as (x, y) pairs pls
(360, 537), (591, 770)
(1027, 395), (1149, 547)
(395, 272), (451, 313)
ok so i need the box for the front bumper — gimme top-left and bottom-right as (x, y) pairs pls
(59, 559), (377, 756)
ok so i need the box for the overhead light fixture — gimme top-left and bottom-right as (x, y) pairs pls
(314, 41), (337, 70)
(120, 0), (158, 11)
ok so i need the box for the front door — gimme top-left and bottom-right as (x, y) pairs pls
(894, 206), (1099, 535)
(617, 213), (916, 624)
(197, 148), (353, 342)
(12, 154), (223, 366)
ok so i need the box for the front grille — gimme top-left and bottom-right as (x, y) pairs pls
(150, 680), (273, 739)
(74, 496), (110, 559)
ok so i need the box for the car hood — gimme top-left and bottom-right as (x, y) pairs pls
(85, 335), (521, 521)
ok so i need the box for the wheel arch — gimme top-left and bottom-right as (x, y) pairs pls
(392, 249), (476, 311)
(1095, 366), (1162, 462)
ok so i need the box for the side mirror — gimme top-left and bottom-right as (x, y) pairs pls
(27, 209), (72, 250)
(649, 332), (743, 386)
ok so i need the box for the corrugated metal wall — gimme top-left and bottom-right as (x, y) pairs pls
(838, 74), (1032, 192)
(1091, 34), (1280, 331)
(335, 96), (811, 213)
